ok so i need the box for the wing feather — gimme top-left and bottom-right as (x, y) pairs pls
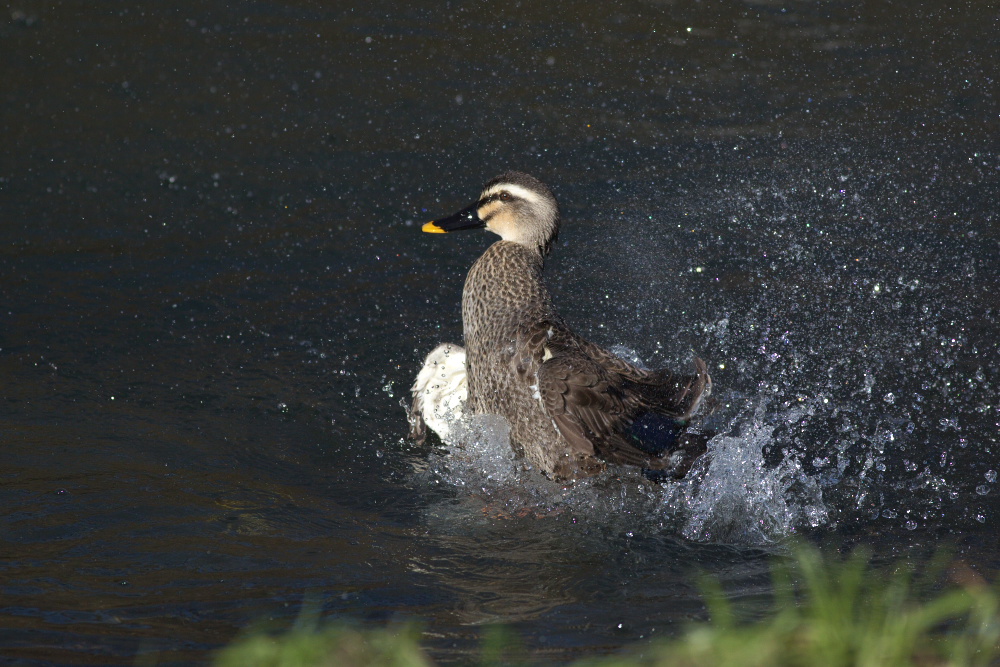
(511, 319), (712, 472)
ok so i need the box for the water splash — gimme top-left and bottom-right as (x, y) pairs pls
(435, 414), (518, 488)
(665, 402), (829, 545)
(404, 142), (999, 552)
(412, 379), (832, 547)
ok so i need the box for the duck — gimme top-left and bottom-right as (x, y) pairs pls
(410, 171), (712, 481)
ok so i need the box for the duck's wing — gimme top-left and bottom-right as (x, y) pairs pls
(574, 337), (712, 421)
(623, 357), (712, 422)
(511, 321), (647, 461)
(513, 320), (711, 468)
(513, 320), (712, 468)
(535, 355), (700, 468)
(534, 355), (625, 458)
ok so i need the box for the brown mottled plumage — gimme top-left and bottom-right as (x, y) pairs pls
(414, 172), (712, 481)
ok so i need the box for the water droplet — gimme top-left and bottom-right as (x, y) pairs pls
(883, 392), (895, 404)
(905, 520), (917, 530)
(986, 470), (997, 483)
(976, 485), (990, 496)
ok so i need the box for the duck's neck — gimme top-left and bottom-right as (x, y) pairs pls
(461, 241), (552, 350)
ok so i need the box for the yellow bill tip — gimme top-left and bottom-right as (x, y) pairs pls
(422, 221), (446, 233)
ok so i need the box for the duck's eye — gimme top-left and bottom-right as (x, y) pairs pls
(499, 191), (512, 201)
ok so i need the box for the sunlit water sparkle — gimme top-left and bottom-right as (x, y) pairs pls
(409, 150), (998, 550)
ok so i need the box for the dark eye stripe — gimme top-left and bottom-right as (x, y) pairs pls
(480, 191), (515, 206)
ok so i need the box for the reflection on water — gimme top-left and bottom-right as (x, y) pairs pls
(3, 0), (998, 663)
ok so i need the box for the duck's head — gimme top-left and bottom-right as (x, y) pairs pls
(423, 171), (560, 256)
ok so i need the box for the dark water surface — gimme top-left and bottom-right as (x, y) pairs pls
(3, 1), (999, 664)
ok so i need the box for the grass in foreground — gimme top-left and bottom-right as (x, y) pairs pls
(213, 545), (999, 667)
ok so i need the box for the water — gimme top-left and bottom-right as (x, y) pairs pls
(3, 0), (999, 664)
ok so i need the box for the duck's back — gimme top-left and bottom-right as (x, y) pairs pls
(461, 241), (588, 475)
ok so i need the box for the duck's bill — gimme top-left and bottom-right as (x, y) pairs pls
(422, 201), (485, 233)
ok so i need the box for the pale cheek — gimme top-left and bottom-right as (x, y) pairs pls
(486, 217), (510, 238)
